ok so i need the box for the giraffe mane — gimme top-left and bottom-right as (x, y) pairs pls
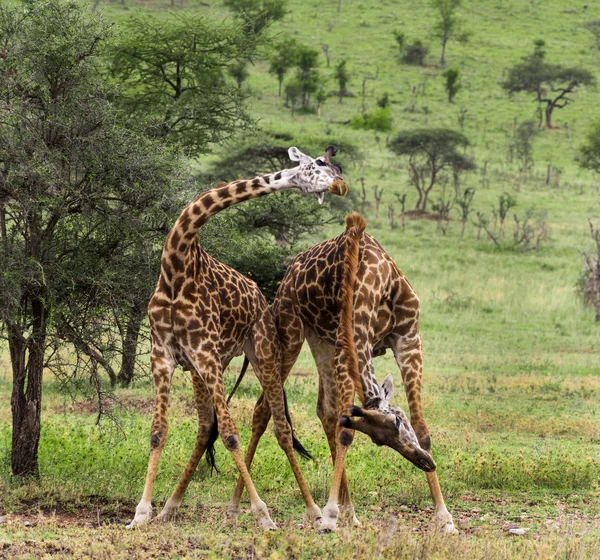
(339, 212), (368, 404)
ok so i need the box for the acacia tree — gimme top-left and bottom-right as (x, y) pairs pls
(389, 129), (472, 211)
(431, 0), (465, 65)
(110, 12), (259, 156)
(0, 0), (185, 475)
(502, 41), (595, 128)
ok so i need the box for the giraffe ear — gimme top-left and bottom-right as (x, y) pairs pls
(288, 146), (313, 164)
(381, 375), (395, 403)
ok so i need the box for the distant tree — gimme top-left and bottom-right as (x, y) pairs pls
(455, 187), (476, 236)
(224, 0), (287, 35)
(402, 40), (429, 66)
(583, 20), (600, 52)
(315, 84), (328, 118)
(268, 39), (299, 97)
(393, 30), (405, 56)
(431, 0), (466, 65)
(442, 68), (461, 102)
(285, 78), (302, 115)
(377, 92), (390, 108)
(389, 129), (472, 211)
(0, 0), (184, 476)
(578, 220), (600, 322)
(335, 59), (350, 103)
(229, 60), (250, 88)
(501, 40), (595, 128)
(578, 119), (600, 173)
(110, 12), (260, 155)
(512, 121), (538, 174)
(295, 45), (320, 105)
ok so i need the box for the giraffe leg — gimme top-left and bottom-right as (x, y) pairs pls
(320, 345), (356, 532)
(307, 331), (359, 528)
(389, 333), (456, 534)
(157, 369), (214, 522)
(127, 347), (176, 528)
(240, 311), (321, 526)
(227, 393), (270, 518)
(228, 295), (306, 520)
(190, 349), (277, 531)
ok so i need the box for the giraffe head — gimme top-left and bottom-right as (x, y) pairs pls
(340, 375), (436, 472)
(288, 145), (348, 204)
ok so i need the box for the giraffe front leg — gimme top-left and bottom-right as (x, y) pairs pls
(390, 333), (456, 534)
(127, 350), (175, 529)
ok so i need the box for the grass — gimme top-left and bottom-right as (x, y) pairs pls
(2, 0), (600, 557)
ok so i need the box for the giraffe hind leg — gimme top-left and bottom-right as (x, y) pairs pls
(157, 369), (214, 522)
(188, 347), (277, 530)
(127, 345), (176, 528)
(239, 322), (322, 527)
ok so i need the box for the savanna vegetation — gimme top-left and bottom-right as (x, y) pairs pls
(1, 0), (599, 558)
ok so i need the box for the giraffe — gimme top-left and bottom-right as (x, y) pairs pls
(227, 213), (456, 533)
(126, 146), (348, 531)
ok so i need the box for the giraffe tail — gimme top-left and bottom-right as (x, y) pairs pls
(224, 356), (313, 461)
(339, 212), (368, 404)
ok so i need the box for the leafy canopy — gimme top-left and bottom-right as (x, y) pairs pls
(110, 12), (260, 156)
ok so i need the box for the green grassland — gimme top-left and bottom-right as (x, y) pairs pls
(1, 0), (600, 558)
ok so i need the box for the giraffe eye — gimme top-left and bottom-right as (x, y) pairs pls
(316, 159), (327, 166)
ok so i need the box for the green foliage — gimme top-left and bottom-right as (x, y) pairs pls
(0, 0), (187, 473)
(110, 11), (260, 155)
(401, 40), (429, 66)
(268, 38), (300, 96)
(430, 0), (464, 64)
(350, 106), (392, 132)
(224, 0), (288, 35)
(442, 68), (461, 102)
(334, 59), (350, 101)
(578, 120), (600, 173)
(295, 44), (320, 105)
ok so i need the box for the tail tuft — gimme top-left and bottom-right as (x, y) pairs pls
(345, 212), (367, 233)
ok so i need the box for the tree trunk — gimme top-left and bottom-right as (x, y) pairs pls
(545, 103), (554, 128)
(117, 310), (143, 387)
(440, 39), (447, 65)
(278, 78), (283, 98)
(9, 296), (47, 477)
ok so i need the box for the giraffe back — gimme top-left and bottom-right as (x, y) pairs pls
(277, 229), (419, 348)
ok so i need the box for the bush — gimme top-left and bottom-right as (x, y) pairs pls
(402, 40), (429, 65)
(350, 106), (392, 132)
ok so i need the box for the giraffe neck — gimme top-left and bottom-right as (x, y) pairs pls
(168, 168), (299, 246)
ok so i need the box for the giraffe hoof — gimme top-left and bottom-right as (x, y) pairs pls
(156, 508), (178, 522)
(353, 516), (362, 528)
(317, 519), (337, 533)
(258, 517), (278, 531)
(431, 511), (458, 534)
(226, 502), (240, 519)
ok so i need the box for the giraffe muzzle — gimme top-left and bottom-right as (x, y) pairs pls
(329, 179), (348, 197)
